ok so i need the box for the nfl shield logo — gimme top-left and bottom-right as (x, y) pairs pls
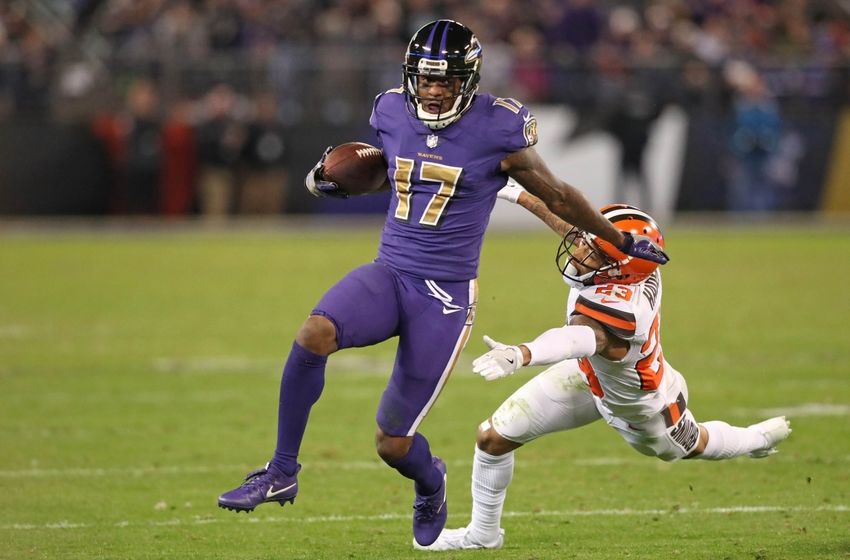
(426, 134), (439, 149)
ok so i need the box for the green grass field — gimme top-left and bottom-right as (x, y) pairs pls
(1, 223), (849, 559)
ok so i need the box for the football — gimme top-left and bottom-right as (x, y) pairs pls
(322, 142), (388, 196)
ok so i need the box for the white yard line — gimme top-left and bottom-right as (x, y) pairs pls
(151, 354), (396, 375)
(0, 462), (393, 477)
(0, 451), (837, 479)
(0, 324), (30, 339)
(3, 505), (848, 531)
(735, 403), (850, 417)
(0, 457), (698, 478)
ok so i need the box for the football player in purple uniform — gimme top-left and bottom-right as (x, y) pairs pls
(218, 19), (668, 546)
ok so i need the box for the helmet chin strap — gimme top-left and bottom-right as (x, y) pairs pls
(416, 95), (465, 130)
(563, 263), (596, 287)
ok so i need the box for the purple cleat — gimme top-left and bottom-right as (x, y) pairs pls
(218, 463), (299, 513)
(412, 457), (448, 546)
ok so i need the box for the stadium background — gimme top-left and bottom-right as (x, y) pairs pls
(2, 0), (850, 218)
(1, 2), (849, 560)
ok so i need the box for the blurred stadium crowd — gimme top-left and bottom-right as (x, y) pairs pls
(1, 0), (849, 215)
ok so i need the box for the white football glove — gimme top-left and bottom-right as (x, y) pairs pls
(472, 335), (524, 381)
(496, 181), (525, 204)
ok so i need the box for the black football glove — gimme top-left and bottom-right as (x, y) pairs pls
(304, 146), (349, 199)
(619, 232), (670, 264)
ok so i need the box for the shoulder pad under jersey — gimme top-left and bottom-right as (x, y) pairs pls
(571, 283), (653, 341)
(482, 94), (538, 152)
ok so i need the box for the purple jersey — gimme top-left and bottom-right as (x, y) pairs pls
(370, 88), (538, 281)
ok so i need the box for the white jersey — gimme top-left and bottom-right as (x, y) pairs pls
(566, 270), (666, 422)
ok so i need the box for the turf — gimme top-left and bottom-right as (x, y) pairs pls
(1, 224), (848, 559)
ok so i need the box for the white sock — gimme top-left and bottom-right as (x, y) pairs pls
(468, 446), (514, 544)
(699, 421), (767, 460)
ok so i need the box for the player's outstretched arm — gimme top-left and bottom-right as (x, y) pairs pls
(497, 182), (572, 237)
(501, 147), (669, 264)
(501, 146), (624, 246)
(472, 316), (626, 381)
(567, 315), (629, 361)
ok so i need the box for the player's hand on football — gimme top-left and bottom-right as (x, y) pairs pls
(472, 335), (524, 381)
(305, 146), (349, 199)
(619, 232), (670, 264)
(496, 181), (525, 204)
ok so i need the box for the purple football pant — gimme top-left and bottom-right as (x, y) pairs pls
(314, 261), (477, 436)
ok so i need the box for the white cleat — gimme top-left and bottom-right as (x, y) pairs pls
(413, 526), (504, 551)
(748, 416), (792, 458)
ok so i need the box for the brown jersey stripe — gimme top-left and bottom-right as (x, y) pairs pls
(574, 296), (637, 338)
(661, 392), (688, 428)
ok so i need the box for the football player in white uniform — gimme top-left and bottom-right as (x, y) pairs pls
(416, 187), (792, 551)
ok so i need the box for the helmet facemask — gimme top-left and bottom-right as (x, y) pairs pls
(556, 228), (622, 287)
(556, 204), (665, 287)
(403, 20), (482, 130)
(404, 69), (475, 130)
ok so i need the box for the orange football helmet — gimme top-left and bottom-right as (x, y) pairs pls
(557, 204), (665, 286)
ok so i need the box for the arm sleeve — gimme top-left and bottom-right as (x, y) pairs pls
(523, 324), (597, 366)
